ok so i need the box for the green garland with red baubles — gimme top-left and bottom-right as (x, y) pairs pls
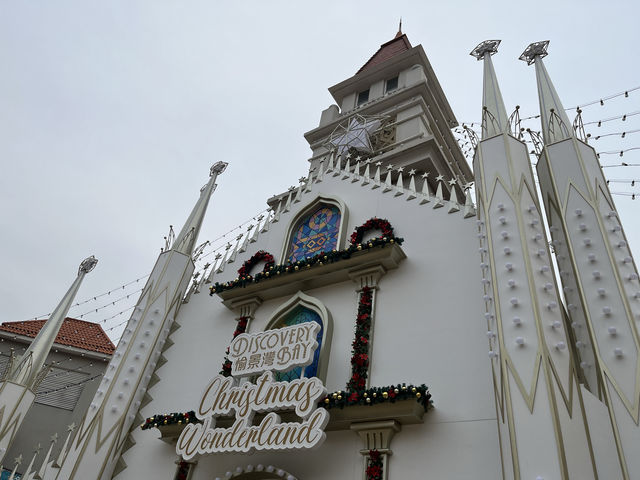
(366, 449), (384, 480)
(209, 218), (403, 295)
(220, 316), (249, 376)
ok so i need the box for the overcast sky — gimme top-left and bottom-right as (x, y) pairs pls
(1, 1), (639, 342)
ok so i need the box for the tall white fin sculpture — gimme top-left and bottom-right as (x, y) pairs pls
(0, 256), (97, 463)
(526, 40), (640, 479)
(472, 40), (597, 479)
(56, 162), (228, 480)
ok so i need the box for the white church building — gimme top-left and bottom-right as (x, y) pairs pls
(1, 30), (640, 480)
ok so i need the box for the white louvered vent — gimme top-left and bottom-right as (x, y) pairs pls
(35, 367), (88, 411)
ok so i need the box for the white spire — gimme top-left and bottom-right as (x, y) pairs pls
(173, 161), (228, 256)
(470, 40), (509, 139)
(8, 256), (97, 389)
(520, 41), (573, 144)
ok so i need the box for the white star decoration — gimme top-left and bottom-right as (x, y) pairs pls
(435, 174), (445, 182)
(326, 114), (382, 156)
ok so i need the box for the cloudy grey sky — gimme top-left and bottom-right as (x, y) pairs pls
(1, 1), (639, 342)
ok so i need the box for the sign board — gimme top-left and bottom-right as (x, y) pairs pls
(177, 320), (328, 459)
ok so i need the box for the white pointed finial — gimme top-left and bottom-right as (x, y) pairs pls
(471, 40), (509, 139)
(8, 258), (97, 388)
(173, 161), (227, 256)
(520, 41), (573, 145)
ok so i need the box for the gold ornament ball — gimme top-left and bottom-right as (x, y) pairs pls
(390, 239), (395, 244)
(412, 387), (416, 393)
(372, 392), (377, 397)
(394, 388), (399, 394)
(357, 245), (362, 250)
(295, 266), (299, 271)
(265, 272), (269, 277)
(332, 393), (337, 399)
(324, 398), (330, 404)
(366, 398), (371, 403)
(382, 391), (388, 398)
(337, 395), (342, 400)
(416, 392), (421, 398)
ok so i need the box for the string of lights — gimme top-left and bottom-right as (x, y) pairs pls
(76, 288), (143, 318)
(590, 129), (640, 140)
(585, 111), (640, 127)
(37, 373), (102, 397)
(460, 84), (640, 126)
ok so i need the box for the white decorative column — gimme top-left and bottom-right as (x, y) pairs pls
(526, 40), (640, 479)
(57, 162), (228, 480)
(0, 256), (97, 463)
(471, 40), (596, 480)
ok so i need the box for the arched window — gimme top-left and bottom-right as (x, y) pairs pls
(287, 204), (341, 263)
(273, 305), (323, 382)
(265, 292), (332, 383)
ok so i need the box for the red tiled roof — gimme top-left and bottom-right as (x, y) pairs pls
(357, 33), (413, 74)
(0, 317), (115, 355)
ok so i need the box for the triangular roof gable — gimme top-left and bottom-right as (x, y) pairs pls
(0, 317), (116, 355)
(356, 33), (413, 75)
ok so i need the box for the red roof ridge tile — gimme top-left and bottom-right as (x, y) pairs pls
(357, 33), (413, 75)
(0, 317), (116, 355)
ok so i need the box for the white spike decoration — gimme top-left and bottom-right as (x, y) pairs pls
(361, 160), (371, 185)
(34, 433), (56, 480)
(342, 158), (351, 180)
(304, 173), (314, 192)
(406, 171), (417, 201)
(57, 162), (227, 480)
(394, 167), (404, 197)
(372, 162), (381, 189)
(382, 166), (394, 193)
(419, 173), (431, 205)
(250, 220), (261, 242)
(326, 152), (335, 173)
(271, 200), (282, 223)
(53, 423), (75, 468)
(332, 154), (342, 177)
(8, 454), (21, 480)
(315, 157), (325, 182)
(447, 179), (460, 213)
(463, 184), (476, 218)
(433, 175), (445, 208)
(283, 190), (293, 213)
(351, 160), (361, 183)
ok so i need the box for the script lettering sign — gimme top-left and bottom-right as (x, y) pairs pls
(229, 322), (320, 376)
(176, 320), (329, 458)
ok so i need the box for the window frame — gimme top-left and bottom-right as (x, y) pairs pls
(385, 76), (399, 93)
(279, 195), (348, 265)
(356, 89), (370, 106)
(264, 291), (333, 383)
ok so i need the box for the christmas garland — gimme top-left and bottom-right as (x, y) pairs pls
(347, 286), (372, 392)
(366, 450), (384, 480)
(237, 250), (274, 279)
(140, 411), (197, 430)
(319, 384), (431, 410)
(210, 236), (403, 295)
(220, 316), (249, 376)
(350, 218), (394, 245)
(175, 461), (191, 480)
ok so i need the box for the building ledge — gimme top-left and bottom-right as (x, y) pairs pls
(215, 242), (406, 311)
(147, 395), (429, 444)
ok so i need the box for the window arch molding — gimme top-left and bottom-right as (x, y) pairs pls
(279, 194), (349, 264)
(264, 291), (333, 382)
(214, 465), (298, 480)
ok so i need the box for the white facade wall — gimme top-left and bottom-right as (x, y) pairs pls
(118, 169), (500, 479)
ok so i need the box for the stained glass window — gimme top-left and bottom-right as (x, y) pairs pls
(288, 204), (341, 263)
(273, 306), (323, 382)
